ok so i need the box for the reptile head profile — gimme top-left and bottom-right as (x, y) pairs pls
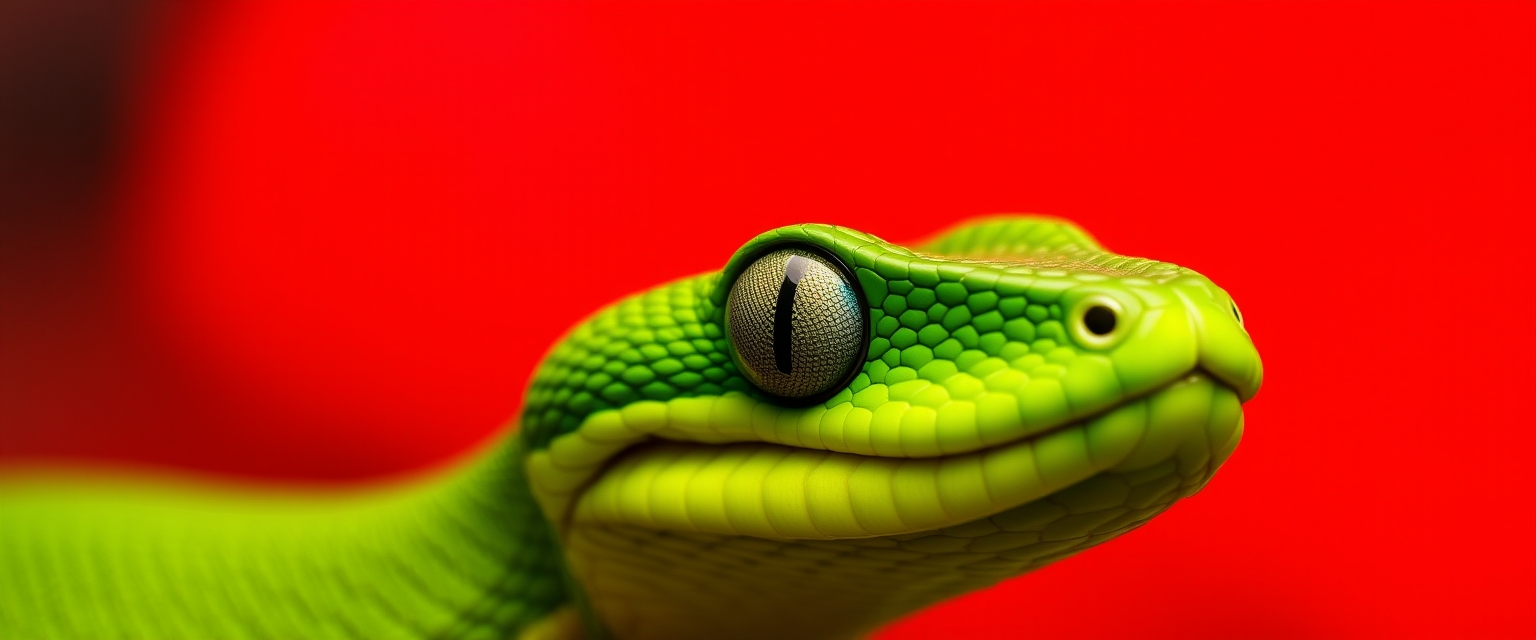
(519, 217), (1262, 640)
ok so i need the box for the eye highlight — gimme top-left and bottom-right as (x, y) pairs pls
(726, 248), (866, 402)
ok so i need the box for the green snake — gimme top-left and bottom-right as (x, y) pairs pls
(0, 216), (1262, 639)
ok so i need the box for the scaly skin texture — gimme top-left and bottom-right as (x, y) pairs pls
(0, 217), (1261, 640)
(0, 445), (568, 639)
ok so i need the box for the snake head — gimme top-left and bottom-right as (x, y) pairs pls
(519, 218), (1261, 639)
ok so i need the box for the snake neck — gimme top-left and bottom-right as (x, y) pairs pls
(0, 437), (570, 639)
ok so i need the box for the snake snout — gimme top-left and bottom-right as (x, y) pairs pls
(1172, 278), (1263, 401)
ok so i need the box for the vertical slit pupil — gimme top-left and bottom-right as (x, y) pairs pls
(774, 256), (808, 374)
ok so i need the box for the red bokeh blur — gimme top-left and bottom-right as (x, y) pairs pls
(2, 2), (1532, 638)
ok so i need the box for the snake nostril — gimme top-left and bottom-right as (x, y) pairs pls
(1068, 294), (1128, 349)
(1083, 305), (1117, 336)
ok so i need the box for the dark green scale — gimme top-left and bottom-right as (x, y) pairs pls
(0, 217), (1256, 640)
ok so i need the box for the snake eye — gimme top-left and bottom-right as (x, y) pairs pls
(726, 247), (866, 402)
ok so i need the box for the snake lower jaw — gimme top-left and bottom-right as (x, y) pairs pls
(566, 371), (1243, 541)
(557, 373), (1243, 640)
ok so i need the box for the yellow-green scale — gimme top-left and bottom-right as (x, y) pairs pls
(0, 440), (568, 639)
(518, 218), (1258, 639)
(560, 375), (1239, 639)
(0, 216), (1261, 640)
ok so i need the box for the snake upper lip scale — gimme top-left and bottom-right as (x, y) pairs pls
(0, 216), (1262, 640)
(554, 365), (1230, 533)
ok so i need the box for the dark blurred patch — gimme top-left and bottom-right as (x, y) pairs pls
(0, 1), (153, 219)
(0, 1), (167, 460)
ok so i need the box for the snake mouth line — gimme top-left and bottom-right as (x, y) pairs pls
(641, 366), (1226, 462)
(547, 369), (1242, 540)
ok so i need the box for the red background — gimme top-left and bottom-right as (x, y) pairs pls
(2, 2), (1532, 638)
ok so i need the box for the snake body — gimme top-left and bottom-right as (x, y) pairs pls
(0, 217), (1262, 639)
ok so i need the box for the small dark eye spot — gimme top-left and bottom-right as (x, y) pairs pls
(1231, 301), (1242, 324)
(1083, 305), (1117, 336)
